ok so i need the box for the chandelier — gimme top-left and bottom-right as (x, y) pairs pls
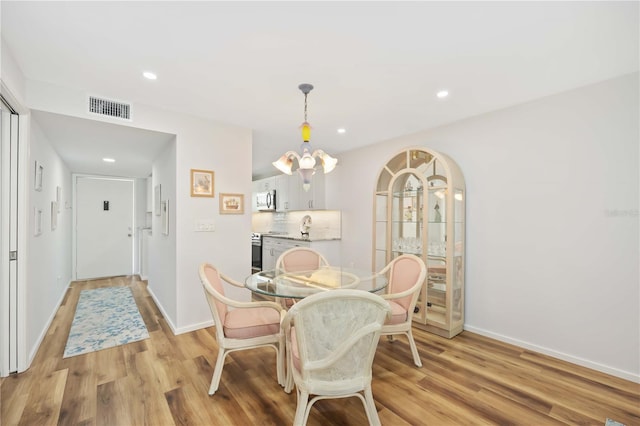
(272, 83), (338, 191)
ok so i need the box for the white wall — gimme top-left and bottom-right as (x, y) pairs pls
(27, 118), (73, 361)
(327, 73), (639, 381)
(25, 79), (253, 335)
(0, 39), (27, 107)
(148, 138), (177, 328)
(173, 115), (253, 331)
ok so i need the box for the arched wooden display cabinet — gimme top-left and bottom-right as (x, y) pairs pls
(373, 147), (465, 338)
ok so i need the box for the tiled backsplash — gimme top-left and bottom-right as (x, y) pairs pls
(252, 210), (341, 239)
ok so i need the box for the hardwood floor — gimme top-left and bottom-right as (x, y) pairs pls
(2, 275), (638, 425)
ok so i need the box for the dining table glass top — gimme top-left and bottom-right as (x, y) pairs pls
(245, 266), (388, 299)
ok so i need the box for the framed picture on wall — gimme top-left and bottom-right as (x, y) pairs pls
(154, 184), (162, 216)
(51, 201), (57, 230)
(34, 208), (43, 236)
(219, 193), (244, 215)
(161, 200), (169, 236)
(34, 161), (43, 191)
(190, 169), (214, 197)
(56, 186), (62, 212)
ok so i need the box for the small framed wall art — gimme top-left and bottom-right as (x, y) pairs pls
(56, 186), (62, 212)
(154, 184), (162, 216)
(161, 200), (169, 236)
(190, 169), (214, 197)
(34, 161), (43, 191)
(51, 201), (58, 230)
(219, 193), (244, 215)
(34, 207), (43, 236)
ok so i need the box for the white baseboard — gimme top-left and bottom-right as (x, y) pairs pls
(464, 325), (640, 384)
(27, 280), (71, 370)
(174, 320), (214, 335)
(145, 286), (215, 336)
(146, 286), (178, 334)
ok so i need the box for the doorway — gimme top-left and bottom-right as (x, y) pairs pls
(75, 176), (134, 280)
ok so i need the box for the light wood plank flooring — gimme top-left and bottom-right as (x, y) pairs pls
(2, 275), (638, 425)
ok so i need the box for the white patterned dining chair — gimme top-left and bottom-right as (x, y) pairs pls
(198, 263), (285, 395)
(378, 254), (427, 367)
(282, 289), (391, 426)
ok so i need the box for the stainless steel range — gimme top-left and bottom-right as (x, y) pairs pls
(251, 233), (262, 273)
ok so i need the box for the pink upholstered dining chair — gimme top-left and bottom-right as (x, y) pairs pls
(198, 263), (285, 395)
(378, 254), (427, 367)
(282, 289), (391, 426)
(275, 247), (329, 273)
(275, 247), (330, 307)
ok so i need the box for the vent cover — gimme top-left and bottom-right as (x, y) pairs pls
(88, 96), (131, 120)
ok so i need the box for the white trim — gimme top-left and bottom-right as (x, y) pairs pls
(464, 325), (640, 384)
(146, 285), (178, 334)
(146, 285), (214, 336)
(174, 320), (215, 335)
(16, 111), (29, 373)
(0, 82), (29, 375)
(72, 174), (136, 281)
(26, 281), (70, 369)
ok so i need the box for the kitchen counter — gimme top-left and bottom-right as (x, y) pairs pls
(261, 234), (342, 269)
(262, 233), (341, 242)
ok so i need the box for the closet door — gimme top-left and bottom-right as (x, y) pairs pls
(0, 98), (19, 375)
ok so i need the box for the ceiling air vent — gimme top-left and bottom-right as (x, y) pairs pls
(88, 96), (131, 120)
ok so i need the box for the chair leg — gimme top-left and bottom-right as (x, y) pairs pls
(293, 389), (310, 426)
(406, 329), (422, 368)
(284, 342), (294, 393)
(276, 338), (285, 387)
(209, 348), (227, 395)
(363, 385), (382, 426)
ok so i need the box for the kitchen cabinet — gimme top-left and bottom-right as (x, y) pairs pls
(262, 236), (341, 270)
(291, 172), (325, 210)
(262, 237), (310, 271)
(277, 172), (325, 211)
(275, 175), (293, 211)
(254, 173), (326, 212)
(253, 177), (275, 192)
(373, 147), (465, 338)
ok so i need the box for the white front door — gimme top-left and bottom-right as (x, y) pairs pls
(76, 176), (134, 279)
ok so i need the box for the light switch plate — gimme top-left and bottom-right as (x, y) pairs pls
(195, 220), (215, 232)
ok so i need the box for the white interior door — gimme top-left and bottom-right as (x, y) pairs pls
(76, 177), (134, 279)
(0, 97), (19, 375)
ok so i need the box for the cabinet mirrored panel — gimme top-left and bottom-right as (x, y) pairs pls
(373, 147), (465, 338)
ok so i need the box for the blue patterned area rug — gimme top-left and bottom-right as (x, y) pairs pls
(63, 286), (149, 358)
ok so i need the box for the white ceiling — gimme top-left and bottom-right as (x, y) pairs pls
(30, 110), (174, 178)
(2, 2), (638, 179)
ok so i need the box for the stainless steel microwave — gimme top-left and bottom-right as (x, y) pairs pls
(256, 190), (276, 211)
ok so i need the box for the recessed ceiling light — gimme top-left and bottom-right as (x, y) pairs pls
(437, 90), (449, 99)
(337, 128), (346, 134)
(143, 71), (157, 80)
(103, 158), (116, 163)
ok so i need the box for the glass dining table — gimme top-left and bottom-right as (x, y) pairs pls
(245, 266), (388, 300)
